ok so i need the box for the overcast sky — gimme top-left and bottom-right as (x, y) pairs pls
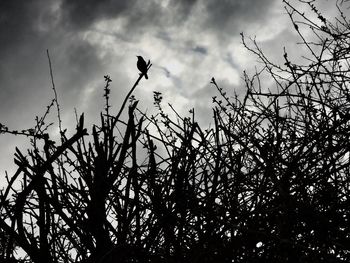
(0, 0), (345, 176)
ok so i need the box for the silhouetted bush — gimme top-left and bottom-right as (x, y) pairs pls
(1, 1), (350, 262)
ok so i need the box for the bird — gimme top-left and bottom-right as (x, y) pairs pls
(136, 56), (148, 79)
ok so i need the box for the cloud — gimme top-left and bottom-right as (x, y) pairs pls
(192, 46), (208, 55)
(0, 0), (106, 118)
(58, 0), (278, 43)
(1, 0), (338, 175)
(59, 0), (138, 30)
(202, 0), (276, 33)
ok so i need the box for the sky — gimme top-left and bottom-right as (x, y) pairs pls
(0, 0), (346, 176)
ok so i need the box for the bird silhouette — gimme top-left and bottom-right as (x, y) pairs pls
(137, 56), (148, 79)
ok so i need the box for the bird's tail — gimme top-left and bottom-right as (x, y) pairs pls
(145, 74), (148, 79)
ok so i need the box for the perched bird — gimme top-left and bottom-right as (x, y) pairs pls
(136, 56), (148, 79)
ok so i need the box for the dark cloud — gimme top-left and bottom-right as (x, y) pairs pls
(0, 0), (53, 113)
(192, 46), (208, 55)
(156, 0), (199, 25)
(0, 0), (284, 124)
(0, 0), (105, 130)
(59, 0), (196, 35)
(0, 1), (40, 51)
(0, 0), (292, 175)
(202, 0), (278, 34)
(58, 0), (277, 42)
(59, 0), (138, 30)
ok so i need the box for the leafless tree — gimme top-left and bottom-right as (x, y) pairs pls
(1, 1), (350, 262)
